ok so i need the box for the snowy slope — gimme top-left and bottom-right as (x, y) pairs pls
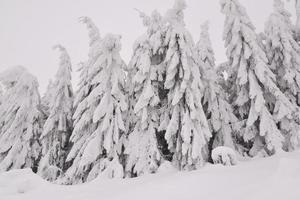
(1, 151), (300, 200)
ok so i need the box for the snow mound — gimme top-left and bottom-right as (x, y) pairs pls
(157, 161), (177, 174)
(212, 146), (237, 166)
(0, 169), (48, 196)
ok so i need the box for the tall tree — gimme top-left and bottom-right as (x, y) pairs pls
(221, 0), (295, 156)
(66, 33), (127, 183)
(265, 0), (300, 151)
(38, 45), (74, 181)
(0, 66), (43, 172)
(125, 10), (166, 177)
(195, 22), (241, 155)
(64, 17), (103, 183)
(159, 0), (211, 170)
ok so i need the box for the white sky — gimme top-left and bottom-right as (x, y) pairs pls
(0, 0), (296, 93)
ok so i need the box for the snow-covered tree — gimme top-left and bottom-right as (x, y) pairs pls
(125, 10), (166, 177)
(293, 0), (300, 40)
(195, 22), (241, 154)
(195, 21), (215, 72)
(0, 66), (43, 172)
(158, 0), (211, 170)
(66, 33), (127, 183)
(265, 0), (300, 151)
(0, 85), (3, 106)
(79, 16), (102, 63)
(63, 17), (102, 183)
(41, 79), (55, 116)
(74, 17), (102, 115)
(294, 1), (300, 39)
(221, 0), (295, 156)
(38, 45), (74, 181)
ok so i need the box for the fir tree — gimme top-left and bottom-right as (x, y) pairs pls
(41, 79), (55, 117)
(221, 0), (295, 156)
(0, 85), (3, 106)
(265, 0), (300, 151)
(73, 17), (102, 115)
(294, 0), (300, 40)
(195, 22), (241, 155)
(0, 66), (43, 172)
(66, 33), (127, 183)
(38, 45), (74, 181)
(64, 17), (103, 183)
(159, 0), (211, 170)
(195, 21), (215, 72)
(125, 10), (166, 177)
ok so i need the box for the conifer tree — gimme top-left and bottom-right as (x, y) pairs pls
(0, 66), (43, 172)
(125, 10), (166, 176)
(41, 79), (55, 116)
(66, 33), (127, 183)
(0, 85), (3, 106)
(195, 22), (241, 153)
(38, 45), (74, 181)
(265, 0), (300, 151)
(196, 22), (215, 72)
(159, 0), (211, 170)
(293, 0), (300, 40)
(64, 17), (103, 183)
(73, 17), (102, 115)
(221, 0), (295, 156)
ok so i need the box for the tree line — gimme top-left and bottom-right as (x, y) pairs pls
(0, 0), (300, 184)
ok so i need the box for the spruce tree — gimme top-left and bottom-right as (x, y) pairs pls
(195, 22), (241, 154)
(38, 45), (74, 181)
(294, 0), (300, 40)
(0, 85), (3, 106)
(221, 0), (295, 156)
(159, 0), (211, 170)
(125, 10), (166, 177)
(265, 0), (300, 151)
(64, 17), (103, 183)
(0, 66), (43, 172)
(66, 33), (127, 183)
(41, 79), (55, 117)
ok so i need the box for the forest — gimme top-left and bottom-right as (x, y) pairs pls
(0, 0), (300, 185)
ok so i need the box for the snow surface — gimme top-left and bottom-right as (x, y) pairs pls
(1, 151), (300, 200)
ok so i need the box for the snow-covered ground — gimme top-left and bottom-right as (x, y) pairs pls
(1, 151), (300, 200)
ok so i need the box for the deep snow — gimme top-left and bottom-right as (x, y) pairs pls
(1, 151), (300, 200)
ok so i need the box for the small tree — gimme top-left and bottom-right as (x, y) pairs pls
(195, 21), (215, 72)
(265, 0), (300, 151)
(38, 45), (74, 181)
(290, 0), (300, 40)
(0, 85), (3, 106)
(0, 66), (43, 172)
(125, 10), (166, 177)
(221, 0), (295, 156)
(41, 79), (55, 116)
(195, 22), (241, 156)
(159, 0), (212, 170)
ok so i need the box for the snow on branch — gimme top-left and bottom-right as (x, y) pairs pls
(165, 0), (187, 26)
(79, 16), (101, 47)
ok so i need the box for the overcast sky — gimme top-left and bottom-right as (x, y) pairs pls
(0, 0), (296, 93)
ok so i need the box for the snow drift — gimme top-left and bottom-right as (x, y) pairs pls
(1, 151), (300, 200)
